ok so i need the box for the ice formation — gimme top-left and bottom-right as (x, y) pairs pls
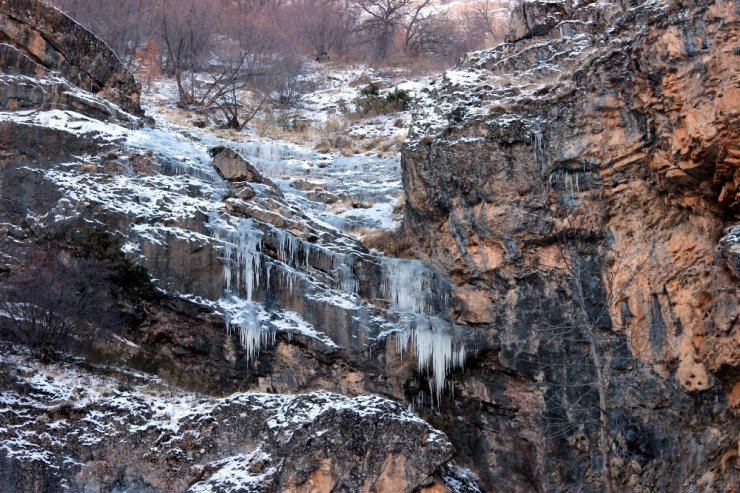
(213, 217), (264, 301)
(547, 169), (600, 196)
(210, 216), (275, 360)
(221, 298), (275, 362)
(531, 127), (548, 173)
(395, 316), (466, 401)
(381, 258), (464, 401)
(382, 258), (449, 315)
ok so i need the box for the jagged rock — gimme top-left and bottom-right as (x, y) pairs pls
(0, 350), (456, 493)
(402, 0), (740, 490)
(0, 0), (142, 115)
(0, 0), (736, 491)
(231, 181), (257, 200)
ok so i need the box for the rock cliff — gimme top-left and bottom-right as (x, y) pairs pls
(402, 0), (739, 490)
(0, 0), (142, 117)
(0, 2), (475, 491)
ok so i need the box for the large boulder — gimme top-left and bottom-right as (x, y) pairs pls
(213, 148), (267, 182)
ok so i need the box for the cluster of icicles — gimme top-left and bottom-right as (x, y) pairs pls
(382, 258), (465, 400)
(211, 216), (465, 401)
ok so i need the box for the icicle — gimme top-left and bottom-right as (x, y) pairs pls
(394, 315), (466, 405)
(275, 230), (300, 267)
(221, 299), (274, 363)
(531, 128), (548, 174)
(335, 257), (358, 294)
(214, 218), (264, 301)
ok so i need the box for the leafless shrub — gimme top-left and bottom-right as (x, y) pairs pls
(0, 250), (115, 362)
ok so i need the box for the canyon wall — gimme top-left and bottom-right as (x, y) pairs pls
(401, 0), (739, 490)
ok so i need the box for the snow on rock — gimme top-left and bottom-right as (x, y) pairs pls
(0, 56), (468, 401)
(0, 348), (456, 492)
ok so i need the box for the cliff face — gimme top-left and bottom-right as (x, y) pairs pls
(1, 0), (738, 491)
(402, 0), (739, 490)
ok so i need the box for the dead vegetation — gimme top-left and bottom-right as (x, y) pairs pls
(359, 228), (414, 257)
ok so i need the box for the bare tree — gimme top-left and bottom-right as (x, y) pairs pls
(52, 0), (158, 67)
(354, 0), (416, 60)
(404, 13), (458, 58)
(532, 223), (653, 493)
(0, 250), (112, 362)
(296, 0), (356, 60)
(159, 0), (218, 105)
(401, 0), (432, 55)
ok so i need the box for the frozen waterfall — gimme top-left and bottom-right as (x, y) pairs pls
(381, 258), (464, 402)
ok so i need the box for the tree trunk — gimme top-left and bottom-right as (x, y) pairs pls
(589, 336), (615, 493)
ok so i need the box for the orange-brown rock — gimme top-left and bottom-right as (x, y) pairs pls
(402, 0), (739, 490)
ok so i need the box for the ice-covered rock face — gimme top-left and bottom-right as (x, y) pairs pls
(0, 1), (480, 491)
(0, 62), (467, 407)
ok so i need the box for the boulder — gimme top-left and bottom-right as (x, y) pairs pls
(213, 148), (267, 182)
(0, 0), (142, 115)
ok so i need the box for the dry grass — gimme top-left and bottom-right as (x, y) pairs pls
(392, 193), (406, 215)
(359, 228), (414, 257)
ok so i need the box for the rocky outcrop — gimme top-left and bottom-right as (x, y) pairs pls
(1, 0), (737, 491)
(402, 0), (739, 490)
(214, 148), (267, 182)
(0, 348), (456, 493)
(0, 4), (479, 492)
(0, 0), (142, 116)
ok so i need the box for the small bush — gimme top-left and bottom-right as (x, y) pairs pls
(384, 89), (412, 111)
(355, 88), (413, 116)
(318, 118), (350, 151)
(71, 226), (156, 301)
(360, 82), (381, 96)
(208, 146), (226, 158)
(0, 249), (115, 362)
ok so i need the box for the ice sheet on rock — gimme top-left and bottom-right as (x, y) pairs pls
(189, 448), (277, 493)
(211, 216), (264, 301)
(41, 165), (214, 222)
(0, 109), (129, 140)
(126, 125), (220, 183)
(381, 258), (451, 315)
(380, 258), (465, 401)
(340, 200), (399, 231)
(271, 310), (339, 348)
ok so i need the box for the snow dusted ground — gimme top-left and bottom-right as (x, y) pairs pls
(139, 67), (423, 234)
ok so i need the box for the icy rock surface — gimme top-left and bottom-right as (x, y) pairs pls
(0, 69), (467, 399)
